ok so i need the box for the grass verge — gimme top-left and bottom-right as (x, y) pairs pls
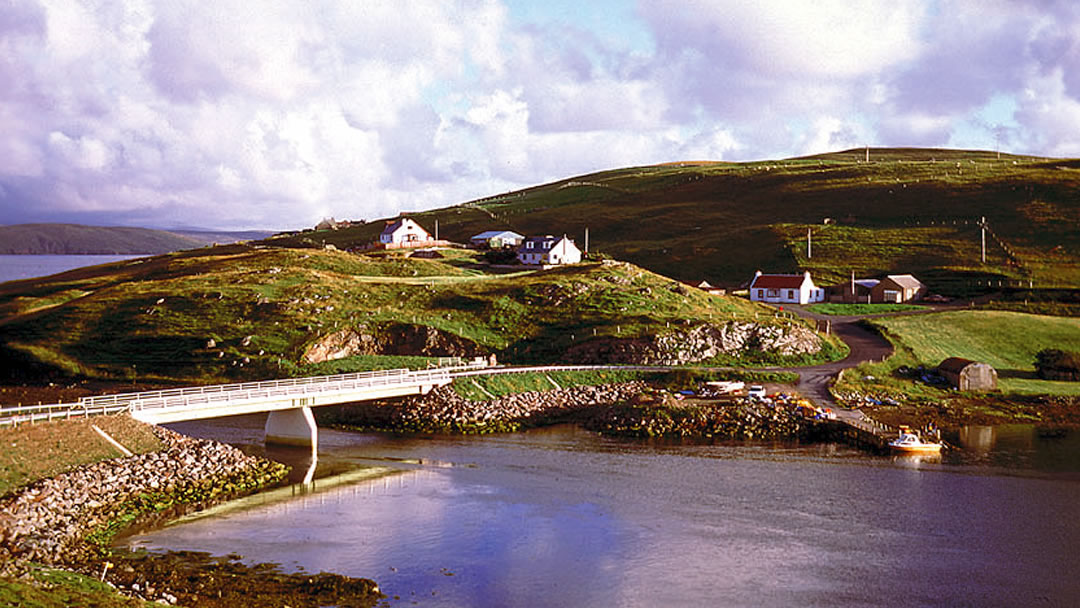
(0, 416), (162, 497)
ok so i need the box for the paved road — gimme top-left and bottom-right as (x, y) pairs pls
(775, 306), (897, 420)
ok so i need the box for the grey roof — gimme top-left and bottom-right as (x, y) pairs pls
(471, 230), (524, 240)
(884, 274), (925, 289)
(380, 218), (406, 235)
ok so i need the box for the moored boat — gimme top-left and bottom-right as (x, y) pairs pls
(889, 431), (943, 453)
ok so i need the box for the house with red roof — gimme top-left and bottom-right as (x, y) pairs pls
(748, 270), (825, 305)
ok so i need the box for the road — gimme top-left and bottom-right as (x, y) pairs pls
(776, 306), (897, 420)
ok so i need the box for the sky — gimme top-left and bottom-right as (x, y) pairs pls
(2, 0), (1079, 231)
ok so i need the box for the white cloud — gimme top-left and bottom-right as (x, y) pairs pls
(1, 1), (1079, 229)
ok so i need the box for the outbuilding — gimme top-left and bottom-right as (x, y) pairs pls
(938, 357), (998, 391)
(470, 230), (525, 249)
(871, 274), (927, 303)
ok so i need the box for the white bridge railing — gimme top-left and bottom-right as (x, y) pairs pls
(0, 367), (459, 427)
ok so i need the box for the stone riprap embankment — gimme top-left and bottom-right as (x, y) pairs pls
(582, 398), (822, 439)
(0, 425), (288, 568)
(318, 382), (649, 433)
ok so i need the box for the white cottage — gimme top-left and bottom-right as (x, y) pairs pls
(748, 270), (825, 305)
(379, 218), (431, 245)
(517, 235), (582, 266)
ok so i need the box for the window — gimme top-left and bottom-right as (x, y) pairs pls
(767, 288), (779, 297)
(757, 289), (764, 298)
(526, 242), (534, 249)
(787, 290), (795, 299)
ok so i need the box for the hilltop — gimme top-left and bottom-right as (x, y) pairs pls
(0, 245), (843, 385)
(0, 223), (273, 255)
(274, 147), (1080, 294)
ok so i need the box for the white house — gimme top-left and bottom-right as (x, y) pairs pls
(748, 270), (825, 305)
(517, 235), (582, 266)
(379, 218), (431, 245)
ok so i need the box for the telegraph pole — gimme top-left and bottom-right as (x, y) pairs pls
(806, 227), (812, 259)
(979, 216), (987, 263)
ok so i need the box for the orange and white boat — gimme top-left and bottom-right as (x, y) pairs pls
(888, 432), (943, 453)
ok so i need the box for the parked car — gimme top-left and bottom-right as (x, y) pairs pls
(748, 385), (766, 399)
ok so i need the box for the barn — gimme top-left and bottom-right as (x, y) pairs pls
(938, 357), (998, 391)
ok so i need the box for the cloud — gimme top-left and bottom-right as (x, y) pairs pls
(0, 1), (1078, 230)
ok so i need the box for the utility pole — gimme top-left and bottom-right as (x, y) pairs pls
(806, 227), (812, 259)
(584, 227), (589, 253)
(865, 146), (870, 163)
(979, 216), (987, 263)
(435, 219), (439, 240)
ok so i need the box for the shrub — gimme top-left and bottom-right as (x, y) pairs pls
(1034, 349), (1080, 381)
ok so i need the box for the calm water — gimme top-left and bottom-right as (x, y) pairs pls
(0, 254), (144, 284)
(125, 418), (1080, 607)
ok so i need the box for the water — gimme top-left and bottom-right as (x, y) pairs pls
(126, 418), (1080, 607)
(0, 254), (144, 284)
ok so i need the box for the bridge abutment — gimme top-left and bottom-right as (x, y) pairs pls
(265, 406), (319, 449)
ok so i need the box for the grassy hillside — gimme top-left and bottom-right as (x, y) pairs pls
(0, 244), (824, 384)
(0, 223), (210, 255)
(843, 310), (1080, 396)
(274, 148), (1080, 294)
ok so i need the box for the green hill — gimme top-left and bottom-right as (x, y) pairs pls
(275, 147), (1080, 294)
(0, 224), (207, 254)
(0, 245), (840, 384)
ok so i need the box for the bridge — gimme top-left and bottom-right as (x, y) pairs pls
(0, 362), (910, 460)
(0, 367), (457, 449)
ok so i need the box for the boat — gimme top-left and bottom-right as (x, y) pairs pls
(888, 432), (943, 453)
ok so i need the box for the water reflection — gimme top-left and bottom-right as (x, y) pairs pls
(126, 423), (1080, 607)
(890, 451), (942, 468)
(952, 424), (1079, 474)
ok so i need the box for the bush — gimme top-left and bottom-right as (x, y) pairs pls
(1035, 349), (1080, 381)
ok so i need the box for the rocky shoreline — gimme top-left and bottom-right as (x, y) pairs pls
(318, 381), (653, 433)
(0, 424), (383, 607)
(319, 380), (823, 441)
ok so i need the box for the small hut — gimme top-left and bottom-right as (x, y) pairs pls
(938, 357), (998, 391)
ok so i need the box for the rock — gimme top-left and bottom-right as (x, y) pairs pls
(302, 323), (485, 364)
(0, 426), (286, 568)
(561, 321), (823, 365)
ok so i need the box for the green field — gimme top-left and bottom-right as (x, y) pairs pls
(862, 310), (1080, 395)
(807, 302), (927, 316)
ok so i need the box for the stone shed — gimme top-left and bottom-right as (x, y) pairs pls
(938, 357), (998, 391)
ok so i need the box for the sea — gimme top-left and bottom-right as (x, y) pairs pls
(0, 254), (145, 284)
(122, 418), (1080, 608)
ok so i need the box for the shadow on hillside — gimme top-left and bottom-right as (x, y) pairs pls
(996, 368), (1038, 380)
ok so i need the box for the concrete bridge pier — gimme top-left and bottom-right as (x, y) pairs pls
(265, 406), (319, 484)
(265, 406), (319, 448)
